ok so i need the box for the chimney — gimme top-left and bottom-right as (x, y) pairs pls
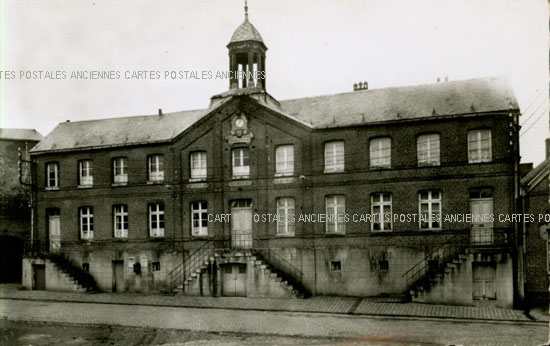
(546, 138), (550, 159)
(353, 81), (368, 91)
(158, 108), (163, 116)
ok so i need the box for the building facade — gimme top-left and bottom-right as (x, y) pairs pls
(24, 8), (523, 307)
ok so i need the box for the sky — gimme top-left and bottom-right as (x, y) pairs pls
(2, 0), (549, 165)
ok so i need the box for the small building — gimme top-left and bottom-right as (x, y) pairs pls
(0, 128), (43, 283)
(23, 5), (523, 307)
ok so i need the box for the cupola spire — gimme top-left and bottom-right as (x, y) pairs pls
(244, 0), (248, 21)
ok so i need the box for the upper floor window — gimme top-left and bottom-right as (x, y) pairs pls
(78, 160), (93, 187)
(46, 162), (59, 188)
(326, 195), (345, 234)
(191, 201), (208, 236)
(79, 206), (94, 240)
(275, 145), (294, 176)
(371, 193), (392, 231)
(113, 205), (128, 238)
(112, 157), (128, 184)
(232, 148), (250, 178)
(277, 197), (295, 236)
(417, 134), (440, 166)
(190, 151), (207, 181)
(149, 203), (164, 237)
(419, 190), (441, 230)
(324, 141), (344, 173)
(148, 154), (164, 182)
(468, 129), (492, 163)
(370, 137), (391, 169)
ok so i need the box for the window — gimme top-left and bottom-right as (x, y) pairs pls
(330, 261), (341, 272)
(468, 129), (492, 163)
(371, 193), (392, 231)
(113, 157), (128, 184)
(275, 145), (294, 176)
(79, 206), (94, 240)
(419, 190), (441, 230)
(113, 205), (128, 238)
(276, 197), (295, 235)
(78, 160), (93, 186)
(324, 141), (344, 173)
(148, 155), (164, 182)
(370, 137), (391, 168)
(232, 148), (250, 178)
(152, 262), (161, 271)
(325, 195), (345, 234)
(378, 260), (389, 271)
(149, 203), (165, 237)
(190, 151), (207, 180)
(417, 134), (440, 166)
(46, 162), (59, 188)
(191, 201), (208, 236)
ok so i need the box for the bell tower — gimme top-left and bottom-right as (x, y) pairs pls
(227, 1), (267, 90)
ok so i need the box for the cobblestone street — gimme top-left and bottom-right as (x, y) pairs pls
(0, 298), (547, 345)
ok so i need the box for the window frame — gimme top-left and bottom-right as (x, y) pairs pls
(324, 141), (345, 173)
(113, 204), (128, 238)
(190, 151), (207, 181)
(369, 137), (392, 169)
(148, 154), (164, 183)
(276, 197), (295, 236)
(232, 147), (250, 178)
(275, 144), (295, 177)
(325, 195), (346, 234)
(149, 203), (165, 237)
(417, 133), (441, 167)
(79, 206), (94, 240)
(46, 162), (59, 189)
(371, 193), (393, 232)
(468, 129), (492, 163)
(191, 201), (208, 236)
(78, 160), (93, 187)
(112, 157), (128, 184)
(418, 190), (442, 230)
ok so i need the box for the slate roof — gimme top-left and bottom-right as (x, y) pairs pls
(31, 76), (518, 154)
(521, 157), (550, 189)
(279, 76), (518, 127)
(0, 128), (43, 141)
(229, 18), (264, 44)
(30, 109), (207, 153)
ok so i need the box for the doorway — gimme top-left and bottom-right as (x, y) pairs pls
(112, 260), (125, 293)
(231, 200), (253, 249)
(473, 263), (496, 300)
(469, 189), (493, 245)
(32, 264), (46, 290)
(222, 264), (247, 297)
(48, 209), (61, 253)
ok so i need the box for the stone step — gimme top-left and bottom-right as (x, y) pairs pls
(459, 254), (468, 260)
(446, 263), (456, 269)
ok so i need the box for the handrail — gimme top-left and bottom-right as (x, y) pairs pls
(253, 238), (304, 290)
(168, 241), (215, 292)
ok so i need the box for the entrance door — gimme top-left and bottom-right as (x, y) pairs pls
(112, 261), (125, 293)
(473, 263), (496, 300)
(231, 200), (253, 249)
(222, 264), (247, 296)
(32, 264), (46, 290)
(48, 210), (61, 253)
(469, 191), (493, 245)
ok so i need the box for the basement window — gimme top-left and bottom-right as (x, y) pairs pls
(378, 260), (389, 272)
(152, 262), (161, 271)
(330, 261), (341, 272)
(82, 263), (89, 272)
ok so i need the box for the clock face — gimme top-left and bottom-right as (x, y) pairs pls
(235, 119), (245, 128)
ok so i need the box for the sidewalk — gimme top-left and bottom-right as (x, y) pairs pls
(0, 284), (545, 323)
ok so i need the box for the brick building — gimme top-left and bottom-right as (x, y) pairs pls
(0, 128), (43, 283)
(24, 7), (523, 307)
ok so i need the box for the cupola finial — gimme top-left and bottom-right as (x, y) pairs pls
(244, 0), (249, 20)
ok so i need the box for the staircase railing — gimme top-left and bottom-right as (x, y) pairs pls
(253, 238), (306, 294)
(168, 241), (216, 293)
(401, 234), (466, 292)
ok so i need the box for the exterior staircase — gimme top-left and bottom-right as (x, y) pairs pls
(168, 241), (308, 298)
(47, 254), (99, 292)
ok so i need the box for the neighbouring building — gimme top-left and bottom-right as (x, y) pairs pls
(23, 6), (524, 307)
(521, 140), (550, 308)
(0, 128), (43, 283)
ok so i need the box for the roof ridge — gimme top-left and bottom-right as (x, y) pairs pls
(57, 108), (208, 125)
